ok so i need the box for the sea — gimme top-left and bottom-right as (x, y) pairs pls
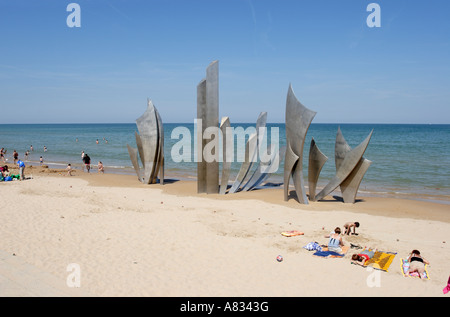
(1, 123), (449, 204)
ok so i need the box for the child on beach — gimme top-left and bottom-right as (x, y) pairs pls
(97, 161), (104, 173)
(344, 222), (360, 235)
(66, 164), (73, 176)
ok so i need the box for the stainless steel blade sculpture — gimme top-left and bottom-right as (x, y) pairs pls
(335, 127), (372, 203)
(228, 112), (267, 194)
(242, 146), (286, 191)
(219, 116), (231, 195)
(197, 61), (220, 194)
(314, 129), (373, 201)
(127, 99), (164, 184)
(308, 137), (328, 201)
(284, 84), (317, 204)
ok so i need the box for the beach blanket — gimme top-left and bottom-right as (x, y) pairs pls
(364, 251), (396, 272)
(313, 245), (349, 258)
(401, 258), (430, 280)
(281, 230), (304, 237)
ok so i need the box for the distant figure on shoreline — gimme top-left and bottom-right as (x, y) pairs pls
(17, 159), (25, 181)
(96, 139), (99, 144)
(98, 161), (104, 173)
(44, 146), (47, 152)
(82, 153), (91, 173)
(40, 156), (43, 166)
(81, 151), (85, 160)
(30, 145), (33, 152)
(0, 148), (5, 163)
(66, 164), (73, 176)
(24, 150), (29, 160)
(13, 150), (19, 164)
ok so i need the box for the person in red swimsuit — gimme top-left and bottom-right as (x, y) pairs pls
(351, 248), (377, 266)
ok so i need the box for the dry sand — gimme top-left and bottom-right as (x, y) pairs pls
(1, 164), (449, 297)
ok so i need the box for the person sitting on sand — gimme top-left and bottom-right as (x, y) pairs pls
(97, 161), (104, 173)
(407, 250), (429, 279)
(325, 227), (345, 253)
(351, 248), (377, 266)
(66, 164), (73, 176)
(344, 222), (360, 235)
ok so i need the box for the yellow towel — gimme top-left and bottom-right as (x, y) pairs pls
(365, 251), (396, 272)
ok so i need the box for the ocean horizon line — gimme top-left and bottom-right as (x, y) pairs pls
(0, 122), (449, 126)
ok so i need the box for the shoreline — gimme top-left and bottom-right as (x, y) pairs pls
(1, 164), (449, 296)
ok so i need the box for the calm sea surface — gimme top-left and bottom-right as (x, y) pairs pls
(1, 123), (449, 204)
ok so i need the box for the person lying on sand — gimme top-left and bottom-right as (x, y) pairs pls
(407, 250), (429, 279)
(351, 248), (378, 266)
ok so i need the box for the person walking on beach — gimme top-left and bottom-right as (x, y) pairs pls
(40, 156), (43, 166)
(0, 148), (5, 163)
(66, 164), (73, 176)
(17, 159), (25, 181)
(82, 153), (91, 173)
(13, 150), (19, 164)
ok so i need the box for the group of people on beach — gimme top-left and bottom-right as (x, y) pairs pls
(324, 221), (430, 279)
(79, 151), (104, 175)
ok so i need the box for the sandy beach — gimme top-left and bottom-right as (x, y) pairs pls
(1, 164), (449, 297)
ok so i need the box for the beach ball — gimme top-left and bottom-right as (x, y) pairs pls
(276, 255), (283, 262)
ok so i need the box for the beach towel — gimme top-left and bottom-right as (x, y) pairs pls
(365, 250), (396, 272)
(401, 258), (430, 280)
(313, 245), (349, 258)
(281, 230), (304, 237)
(303, 242), (322, 252)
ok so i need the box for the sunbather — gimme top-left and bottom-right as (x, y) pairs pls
(351, 248), (377, 266)
(406, 250), (429, 279)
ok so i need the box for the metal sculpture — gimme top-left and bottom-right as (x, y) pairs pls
(197, 61), (220, 194)
(219, 116), (232, 195)
(335, 127), (372, 203)
(314, 129), (373, 201)
(308, 137), (328, 201)
(284, 84), (316, 204)
(127, 99), (164, 184)
(228, 112), (267, 193)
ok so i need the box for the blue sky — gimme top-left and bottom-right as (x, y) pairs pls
(0, 0), (449, 124)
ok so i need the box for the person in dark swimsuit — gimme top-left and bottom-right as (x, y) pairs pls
(407, 250), (429, 278)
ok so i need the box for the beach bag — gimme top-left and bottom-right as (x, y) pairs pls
(4, 176), (12, 181)
(303, 242), (322, 252)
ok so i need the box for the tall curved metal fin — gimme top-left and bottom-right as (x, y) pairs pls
(335, 127), (372, 203)
(243, 145), (286, 191)
(340, 158), (372, 203)
(239, 112), (268, 191)
(229, 112), (267, 193)
(127, 144), (142, 182)
(228, 133), (257, 193)
(284, 84), (316, 204)
(315, 130), (373, 201)
(128, 99), (164, 185)
(197, 61), (220, 194)
(308, 137), (328, 201)
(219, 117), (231, 194)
